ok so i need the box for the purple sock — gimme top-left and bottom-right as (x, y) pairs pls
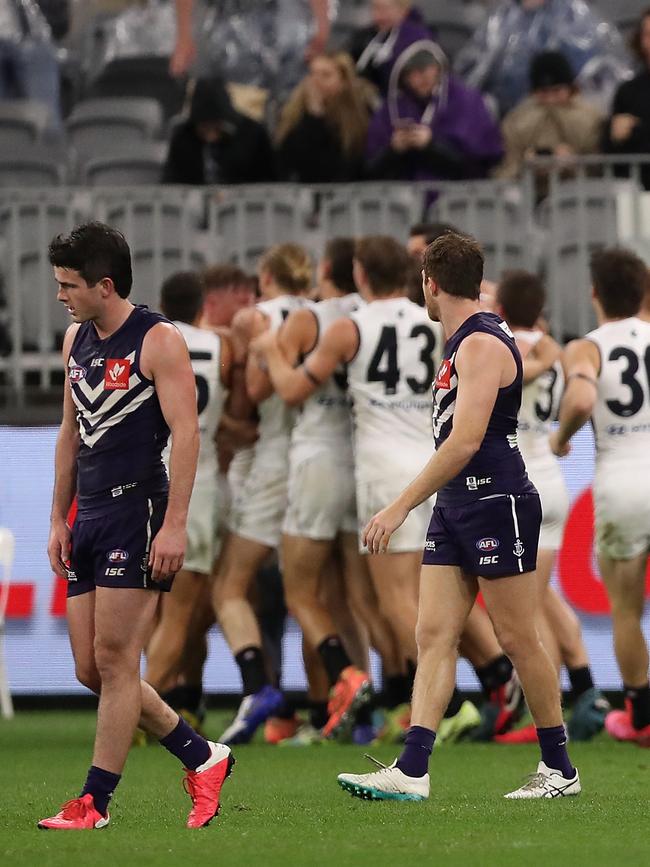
(396, 725), (436, 778)
(159, 716), (211, 770)
(537, 725), (575, 779)
(81, 765), (121, 816)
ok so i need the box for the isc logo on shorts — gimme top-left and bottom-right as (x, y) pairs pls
(105, 567), (126, 576)
(476, 537), (499, 552)
(104, 359), (131, 390)
(107, 549), (129, 563)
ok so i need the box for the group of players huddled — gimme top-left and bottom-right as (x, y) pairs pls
(40, 219), (650, 829)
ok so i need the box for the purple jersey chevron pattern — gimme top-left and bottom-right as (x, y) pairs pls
(68, 305), (170, 514)
(431, 311), (536, 507)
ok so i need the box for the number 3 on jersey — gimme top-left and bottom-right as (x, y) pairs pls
(606, 345), (650, 417)
(367, 325), (437, 395)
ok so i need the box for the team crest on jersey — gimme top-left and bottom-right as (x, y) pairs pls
(68, 365), (86, 382)
(104, 358), (131, 390)
(434, 359), (452, 389)
(107, 549), (129, 563)
(513, 539), (525, 557)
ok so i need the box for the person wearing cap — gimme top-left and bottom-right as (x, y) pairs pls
(365, 41), (503, 182)
(496, 50), (603, 182)
(162, 77), (275, 185)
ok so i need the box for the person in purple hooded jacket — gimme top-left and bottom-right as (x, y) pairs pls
(351, 0), (433, 95)
(365, 41), (504, 182)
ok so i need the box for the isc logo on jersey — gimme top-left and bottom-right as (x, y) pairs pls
(104, 359), (131, 390)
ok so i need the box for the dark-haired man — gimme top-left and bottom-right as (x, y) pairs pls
(495, 270), (608, 744)
(338, 232), (579, 801)
(551, 247), (650, 747)
(145, 271), (231, 700)
(41, 224), (233, 830)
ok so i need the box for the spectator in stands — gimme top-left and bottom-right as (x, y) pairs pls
(36, 0), (68, 41)
(365, 42), (503, 182)
(455, 0), (631, 117)
(171, 0), (332, 113)
(275, 51), (377, 183)
(496, 51), (604, 181)
(0, 0), (62, 130)
(406, 221), (456, 260)
(603, 8), (650, 190)
(162, 77), (274, 185)
(351, 0), (433, 95)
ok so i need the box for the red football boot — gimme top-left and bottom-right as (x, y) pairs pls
(184, 741), (235, 828)
(605, 701), (650, 747)
(38, 794), (109, 830)
(323, 667), (371, 739)
(494, 723), (538, 744)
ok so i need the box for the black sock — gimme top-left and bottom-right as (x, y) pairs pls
(475, 655), (513, 697)
(383, 674), (410, 708)
(182, 685), (203, 714)
(161, 685), (189, 710)
(309, 701), (329, 730)
(316, 635), (351, 686)
(568, 666), (594, 700)
(625, 682), (650, 729)
(443, 687), (464, 719)
(355, 703), (373, 726)
(234, 646), (268, 696)
(81, 765), (121, 817)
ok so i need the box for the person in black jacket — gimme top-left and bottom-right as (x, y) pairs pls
(603, 8), (650, 188)
(274, 51), (376, 183)
(162, 77), (275, 184)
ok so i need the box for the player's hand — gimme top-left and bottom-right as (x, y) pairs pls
(363, 500), (410, 554)
(610, 113), (638, 143)
(48, 519), (71, 578)
(149, 522), (185, 581)
(549, 431), (570, 457)
(250, 330), (277, 357)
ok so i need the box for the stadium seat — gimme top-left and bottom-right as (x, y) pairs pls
(66, 97), (163, 155)
(79, 142), (166, 186)
(320, 183), (420, 245)
(208, 186), (304, 271)
(0, 144), (67, 187)
(428, 180), (527, 280)
(84, 56), (187, 123)
(542, 178), (620, 339)
(428, 21), (473, 61)
(0, 527), (16, 719)
(0, 101), (50, 148)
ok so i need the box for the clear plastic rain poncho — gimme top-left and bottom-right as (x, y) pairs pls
(102, 0), (177, 64)
(454, 0), (633, 116)
(194, 0), (336, 102)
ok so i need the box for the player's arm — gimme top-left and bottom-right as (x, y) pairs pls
(364, 333), (508, 554)
(171, 0), (196, 76)
(245, 309), (278, 404)
(253, 307), (319, 407)
(522, 334), (562, 384)
(48, 324), (80, 577)
(219, 331), (233, 389)
(141, 322), (200, 579)
(250, 317), (358, 407)
(550, 338), (600, 457)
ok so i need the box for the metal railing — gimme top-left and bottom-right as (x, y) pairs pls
(2, 157), (650, 403)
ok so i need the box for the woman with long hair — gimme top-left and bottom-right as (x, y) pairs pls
(275, 51), (377, 183)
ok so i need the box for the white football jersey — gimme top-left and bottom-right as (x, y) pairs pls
(256, 294), (306, 448)
(348, 297), (443, 477)
(167, 320), (225, 478)
(514, 330), (565, 463)
(586, 316), (650, 467)
(291, 293), (363, 446)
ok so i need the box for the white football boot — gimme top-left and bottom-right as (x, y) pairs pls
(338, 756), (429, 801)
(504, 761), (581, 799)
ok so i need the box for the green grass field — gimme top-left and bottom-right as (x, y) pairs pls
(1, 711), (648, 867)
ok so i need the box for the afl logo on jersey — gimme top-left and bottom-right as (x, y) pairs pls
(434, 359), (452, 389)
(476, 537), (499, 552)
(104, 358), (131, 390)
(69, 365), (86, 382)
(107, 549), (129, 563)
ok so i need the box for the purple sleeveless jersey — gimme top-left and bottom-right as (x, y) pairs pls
(68, 305), (170, 516)
(432, 311), (536, 508)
